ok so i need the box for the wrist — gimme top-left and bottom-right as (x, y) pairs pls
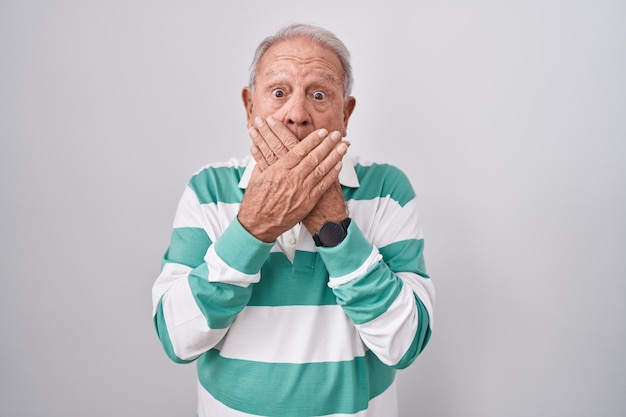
(303, 184), (347, 234)
(237, 213), (279, 243)
(312, 217), (351, 248)
(303, 210), (348, 235)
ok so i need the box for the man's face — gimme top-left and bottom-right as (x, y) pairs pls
(242, 37), (356, 140)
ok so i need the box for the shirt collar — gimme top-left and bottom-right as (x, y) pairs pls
(238, 154), (360, 189)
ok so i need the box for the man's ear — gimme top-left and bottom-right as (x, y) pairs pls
(241, 87), (253, 125)
(342, 96), (357, 137)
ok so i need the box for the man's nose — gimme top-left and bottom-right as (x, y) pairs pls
(283, 94), (311, 127)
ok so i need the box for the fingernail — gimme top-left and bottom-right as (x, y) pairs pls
(255, 117), (263, 128)
(248, 126), (258, 137)
(330, 131), (341, 141)
(266, 116), (276, 127)
(317, 128), (328, 138)
(336, 143), (348, 155)
(334, 161), (343, 171)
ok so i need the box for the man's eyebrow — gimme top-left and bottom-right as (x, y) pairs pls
(322, 73), (340, 84)
(261, 70), (288, 82)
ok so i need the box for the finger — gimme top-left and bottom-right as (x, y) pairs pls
(250, 144), (269, 172)
(266, 117), (299, 151)
(249, 126), (278, 165)
(255, 117), (289, 159)
(308, 141), (348, 183)
(304, 158), (344, 204)
(297, 131), (346, 177)
(279, 128), (329, 168)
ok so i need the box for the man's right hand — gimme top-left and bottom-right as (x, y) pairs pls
(237, 123), (348, 243)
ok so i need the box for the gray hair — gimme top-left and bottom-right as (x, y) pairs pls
(248, 23), (353, 98)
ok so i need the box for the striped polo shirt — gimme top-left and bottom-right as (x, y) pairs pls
(152, 154), (435, 416)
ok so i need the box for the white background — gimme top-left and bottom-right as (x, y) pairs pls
(1, 1), (624, 416)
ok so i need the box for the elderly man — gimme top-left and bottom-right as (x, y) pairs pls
(152, 23), (435, 417)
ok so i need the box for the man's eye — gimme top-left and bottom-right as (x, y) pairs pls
(313, 91), (326, 100)
(272, 89), (285, 98)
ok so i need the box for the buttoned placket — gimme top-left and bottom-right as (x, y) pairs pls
(276, 223), (301, 263)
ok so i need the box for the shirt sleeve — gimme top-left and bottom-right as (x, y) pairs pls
(152, 184), (273, 363)
(316, 168), (435, 369)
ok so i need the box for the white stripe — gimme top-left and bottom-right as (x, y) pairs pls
(205, 244), (260, 287)
(172, 185), (205, 229)
(173, 187), (241, 244)
(152, 262), (192, 316)
(173, 179), (421, 257)
(198, 202), (240, 242)
(347, 198), (424, 248)
(197, 378), (398, 417)
(216, 305), (366, 363)
(355, 283), (418, 366)
(397, 271), (436, 329)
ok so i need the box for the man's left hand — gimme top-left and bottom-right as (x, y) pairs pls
(248, 117), (349, 234)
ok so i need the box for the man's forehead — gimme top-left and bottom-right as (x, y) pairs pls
(258, 38), (343, 76)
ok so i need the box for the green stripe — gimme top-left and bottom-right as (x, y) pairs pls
(189, 165), (246, 205)
(163, 227), (212, 268)
(344, 163), (416, 207)
(379, 238), (429, 278)
(188, 265), (253, 329)
(248, 252), (337, 306)
(198, 349), (395, 416)
(153, 300), (194, 364)
(214, 218), (274, 275)
(332, 261), (403, 325)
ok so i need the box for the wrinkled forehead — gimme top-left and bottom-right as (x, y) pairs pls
(257, 37), (345, 82)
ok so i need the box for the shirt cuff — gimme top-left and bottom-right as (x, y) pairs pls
(316, 220), (381, 287)
(211, 217), (274, 276)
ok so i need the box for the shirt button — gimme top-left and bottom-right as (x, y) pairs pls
(288, 237), (296, 245)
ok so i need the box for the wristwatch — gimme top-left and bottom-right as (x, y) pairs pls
(312, 218), (351, 247)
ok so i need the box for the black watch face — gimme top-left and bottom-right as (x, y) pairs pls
(318, 222), (345, 246)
